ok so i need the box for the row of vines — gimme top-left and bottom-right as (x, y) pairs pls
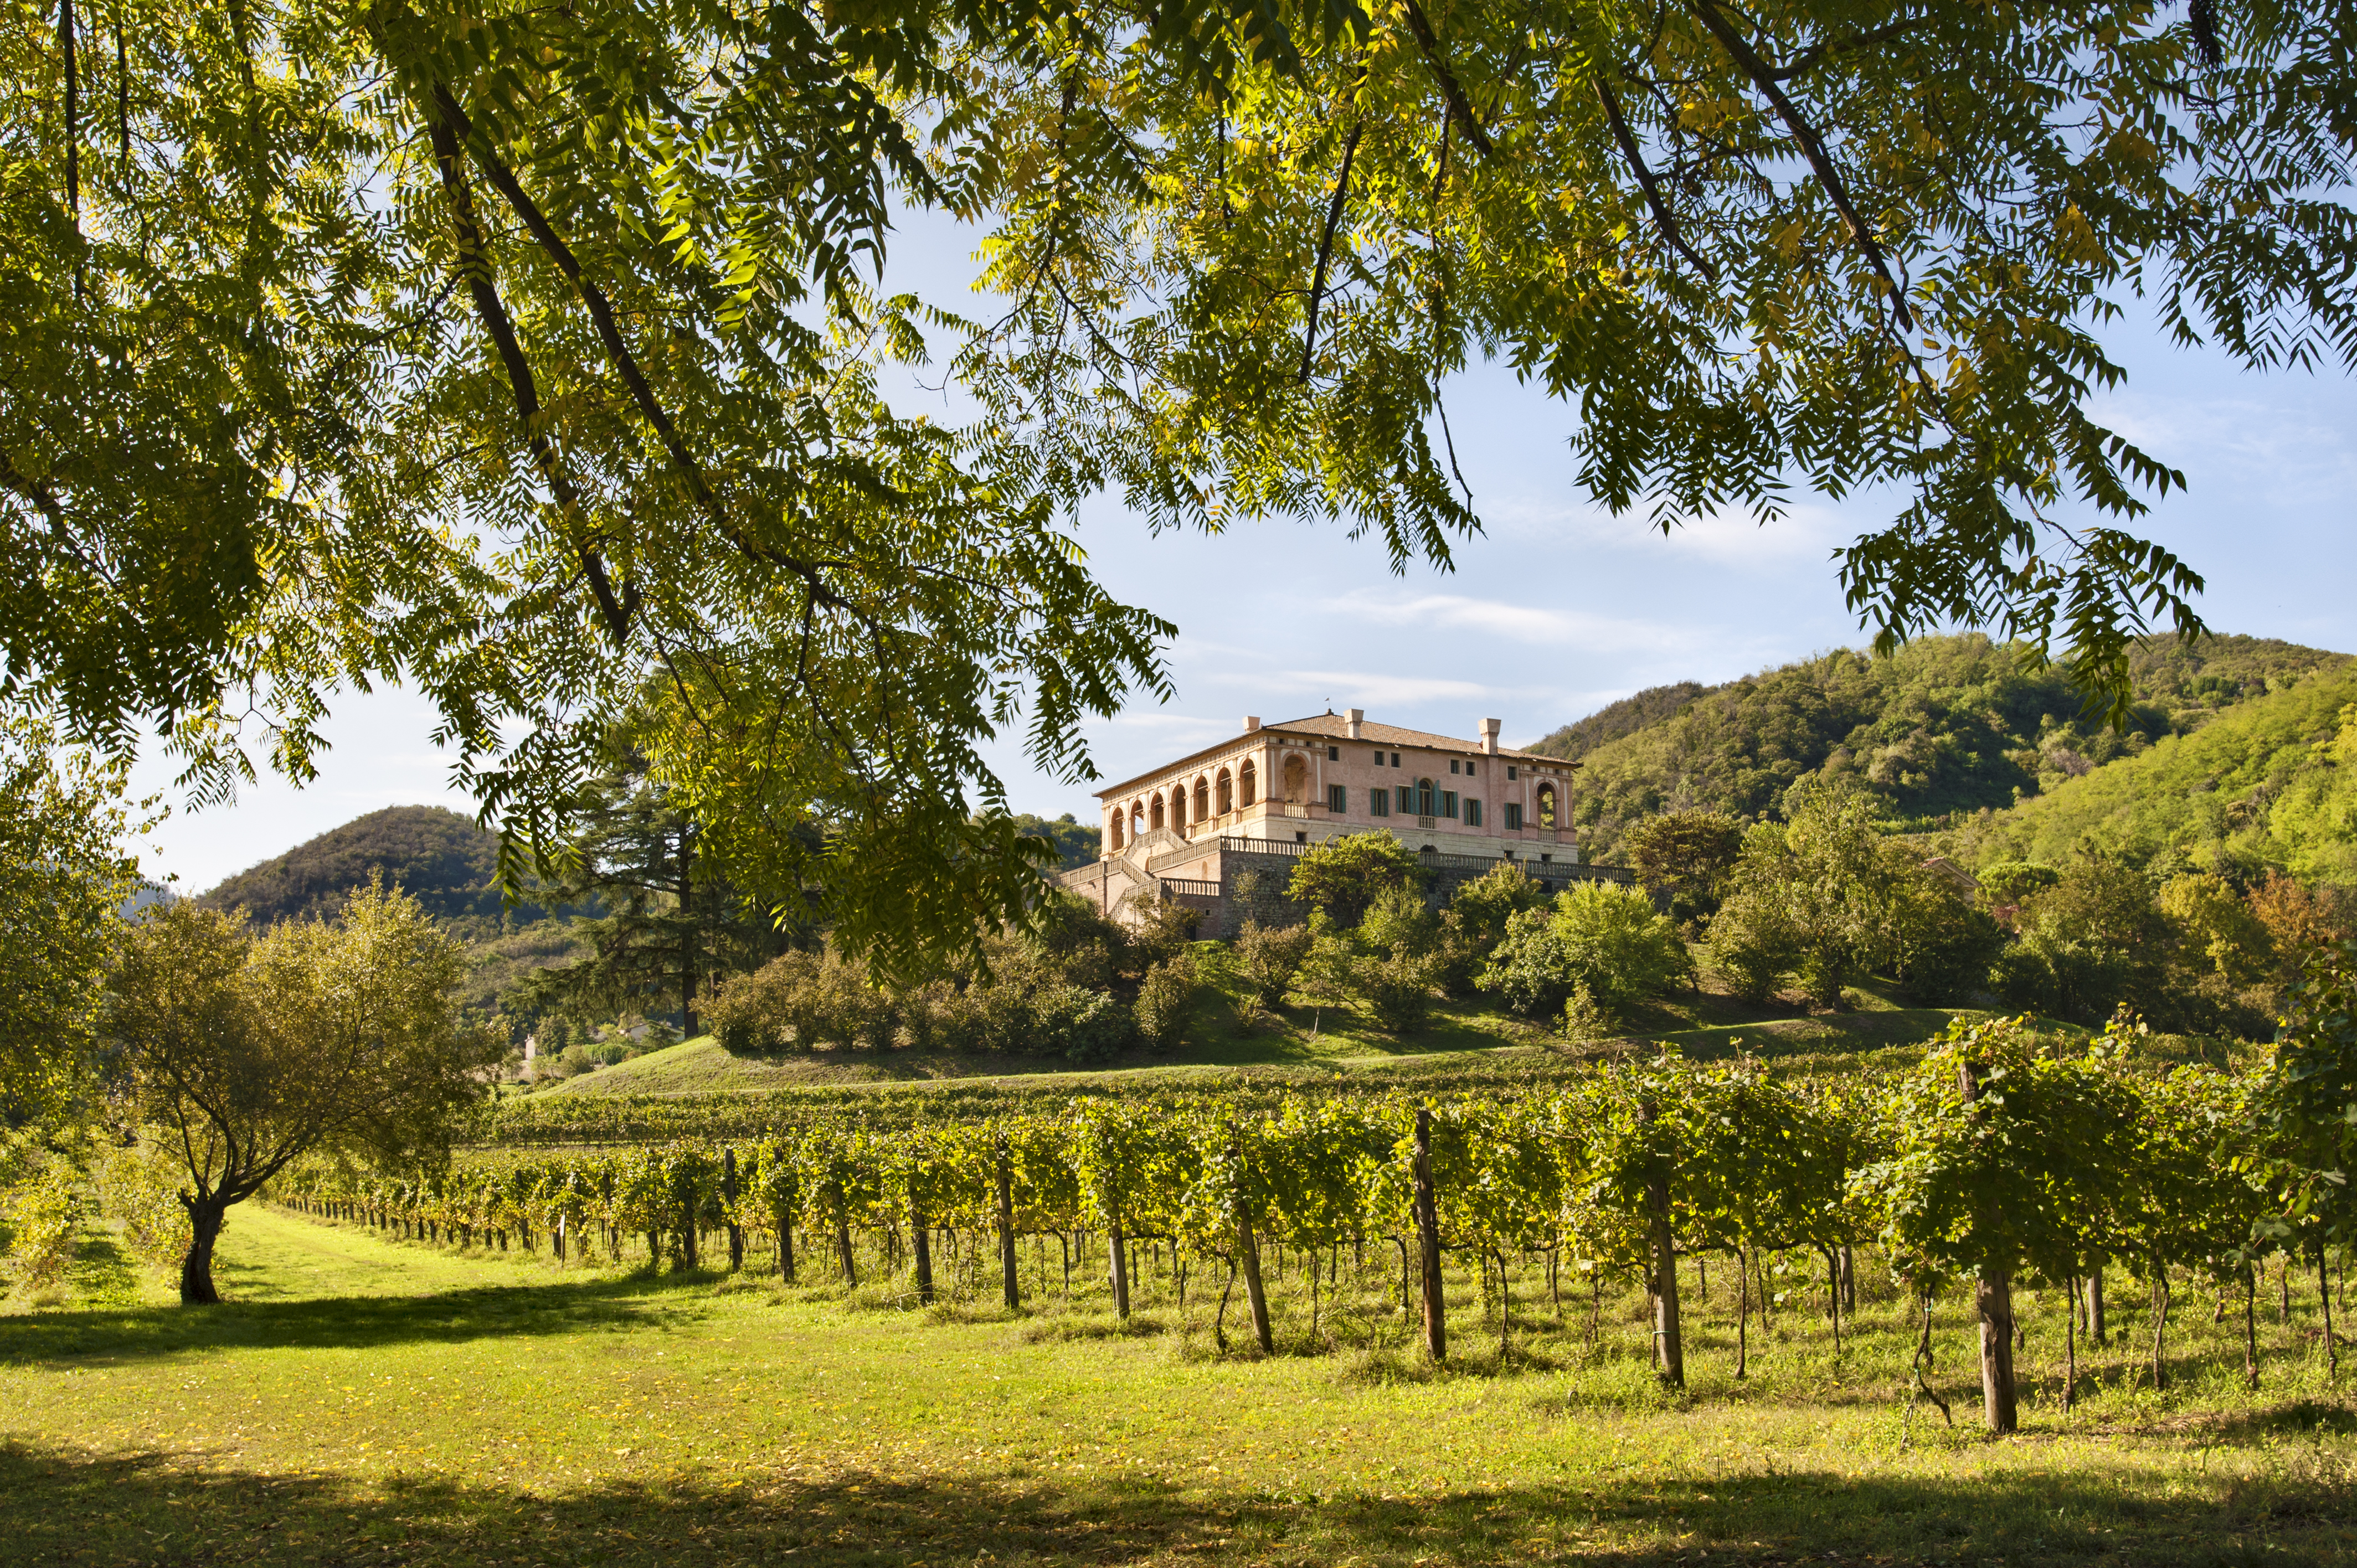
(276, 1014), (2357, 1432)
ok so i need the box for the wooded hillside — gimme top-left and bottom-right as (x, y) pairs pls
(1946, 662), (2357, 886)
(1536, 634), (2346, 859)
(199, 806), (560, 931)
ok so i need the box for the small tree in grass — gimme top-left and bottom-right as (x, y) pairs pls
(110, 881), (501, 1303)
(1855, 1017), (2137, 1433)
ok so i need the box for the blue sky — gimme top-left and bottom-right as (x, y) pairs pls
(125, 274), (2357, 894)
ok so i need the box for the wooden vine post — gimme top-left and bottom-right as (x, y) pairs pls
(996, 1132), (1020, 1309)
(1638, 1098), (1684, 1389)
(722, 1148), (743, 1272)
(1958, 1059), (2019, 1433)
(1233, 1128), (1274, 1354)
(911, 1192), (934, 1305)
(1413, 1108), (1447, 1363)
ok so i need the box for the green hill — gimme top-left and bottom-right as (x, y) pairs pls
(1946, 661), (2357, 885)
(1533, 633), (2346, 858)
(201, 804), (564, 930)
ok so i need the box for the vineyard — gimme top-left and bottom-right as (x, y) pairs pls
(279, 1013), (2346, 1431)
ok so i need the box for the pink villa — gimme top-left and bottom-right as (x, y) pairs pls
(1058, 709), (1630, 935)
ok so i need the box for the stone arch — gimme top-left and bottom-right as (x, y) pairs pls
(1109, 809), (1124, 852)
(1536, 780), (1558, 830)
(1215, 767), (1233, 815)
(1131, 798), (1147, 841)
(1239, 759), (1258, 807)
(1194, 775), (1211, 823)
(1150, 792), (1165, 831)
(1282, 753), (1308, 802)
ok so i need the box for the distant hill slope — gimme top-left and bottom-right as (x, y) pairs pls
(1948, 661), (2357, 884)
(202, 805), (535, 927)
(1533, 633), (2346, 859)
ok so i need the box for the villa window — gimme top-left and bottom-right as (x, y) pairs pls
(1395, 785), (1413, 814)
(1416, 777), (1435, 816)
(1327, 783), (1348, 813)
(1440, 790), (1457, 819)
(1449, 759), (1460, 775)
(1465, 800), (1483, 828)
(1504, 802), (1523, 830)
(1370, 788), (1390, 817)
(1536, 782), (1557, 829)
(1327, 746), (1340, 761)
(1506, 765), (1518, 781)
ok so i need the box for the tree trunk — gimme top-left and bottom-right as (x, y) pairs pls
(2244, 1265), (2260, 1390)
(2149, 1270), (2170, 1392)
(1238, 1214), (1274, 1354)
(2088, 1262), (2106, 1345)
(2319, 1250), (2338, 1381)
(1413, 1108), (1446, 1364)
(179, 1197), (229, 1305)
(912, 1205), (934, 1306)
(1639, 1100), (1683, 1389)
(1977, 1268), (2019, 1434)
(1825, 1246), (1841, 1355)
(996, 1137), (1020, 1309)
(1107, 1215), (1130, 1319)
(2063, 1276), (2076, 1412)
(1736, 1248), (1749, 1379)
(721, 1149), (743, 1271)
(775, 1203), (796, 1283)
(1840, 1243), (1856, 1312)
(835, 1209), (857, 1287)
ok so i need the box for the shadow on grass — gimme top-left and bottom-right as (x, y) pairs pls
(0, 1269), (723, 1366)
(3, 1427), (2353, 1566)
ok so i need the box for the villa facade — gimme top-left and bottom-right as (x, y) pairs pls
(1058, 710), (1629, 935)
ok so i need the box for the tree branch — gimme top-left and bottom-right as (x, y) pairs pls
(425, 111), (636, 646)
(1763, 15), (1937, 82)
(1596, 76), (1720, 281)
(1399, 0), (1496, 159)
(1684, 0), (1915, 331)
(430, 84), (769, 571)
(1300, 120), (1366, 383)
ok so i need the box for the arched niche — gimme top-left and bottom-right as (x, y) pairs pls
(1282, 753), (1308, 802)
(1238, 759), (1258, 807)
(1216, 766), (1233, 816)
(1150, 792), (1165, 831)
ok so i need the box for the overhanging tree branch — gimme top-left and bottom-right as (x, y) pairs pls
(1398, 0), (1495, 159)
(1301, 120), (1366, 383)
(1684, 0), (1916, 331)
(424, 111), (636, 647)
(1596, 76), (1720, 281)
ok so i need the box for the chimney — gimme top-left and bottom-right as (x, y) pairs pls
(1478, 717), (1501, 755)
(1243, 715), (1261, 732)
(1345, 708), (1365, 739)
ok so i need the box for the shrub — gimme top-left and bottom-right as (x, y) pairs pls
(1284, 833), (1426, 926)
(1134, 955), (1200, 1051)
(101, 1141), (192, 1276)
(1354, 950), (1440, 1034)
(1032, 983), (1133, 1063)
(4, 1165), (78, 1296)
(1234, 920), (1314, 1009)
(1702, 888), (1798, 1003)
(706, 950), (826, 1053)
(1479, 883), (1691, 1017)
(1359, 886), (1439, 960)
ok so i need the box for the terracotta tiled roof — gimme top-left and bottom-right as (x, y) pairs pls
(1093, 713), (1571, 798)
(1261, 712), (1555, 758)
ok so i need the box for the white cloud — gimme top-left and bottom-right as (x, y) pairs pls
(1331, 590), (1697, 652)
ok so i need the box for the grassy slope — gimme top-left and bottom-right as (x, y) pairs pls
(8, 1199), (2355, 1565)
(1952, 661), (2357, 881)
(533, 971), (1980, 1102)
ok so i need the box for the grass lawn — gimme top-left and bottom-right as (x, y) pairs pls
(7, 1203), (2355, 1564)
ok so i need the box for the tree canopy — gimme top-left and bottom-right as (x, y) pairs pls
(7, 0), (2355, 961)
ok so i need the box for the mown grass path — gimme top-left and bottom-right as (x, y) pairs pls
(4, 1204), (2355, 1565)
